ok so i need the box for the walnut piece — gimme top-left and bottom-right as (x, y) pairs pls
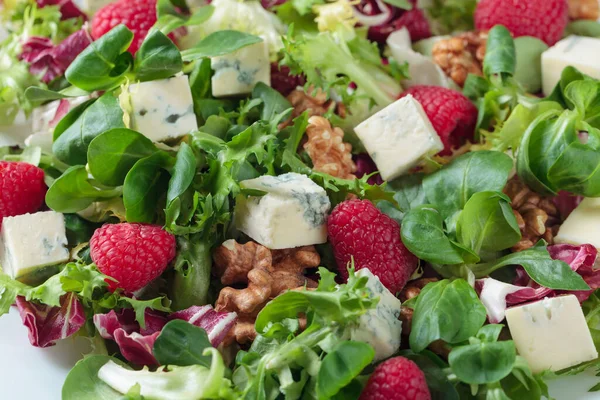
(504, 177), (561, 252)
(432, 31), (487, 87)
(214, 240), (320, 344)
(286, 87), (347, 121)
(303, 116), (357, 179)
(568, 0), (599, 20)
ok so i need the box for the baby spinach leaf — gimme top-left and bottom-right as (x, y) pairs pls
(409, 279), (487, 353)
(401, 205), (471, 265)
(449, 340), (516, 385)
(472, 242), (590, 290)
(483, 25), (516, 78)
(153, 320), (212, 367)
(65, 25), (134, 91)
(181, 30), (263, 62)
(252, 82), (292, 121)
(423, 151), (513, 218)
(316, 341), (374, 400)
(456, 191), (521, 254)
(87, 128), (157, 187)
(62, 355), (130, 400)
(53, 93), (125, 166)
(135, 30), (183, 82)
(46, 166), (121, 213)
(123, 151), (173, 223)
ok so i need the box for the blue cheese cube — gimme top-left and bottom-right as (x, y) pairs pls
(506, 295), (598, 373)
(211, 41), (271, 97)
(234, 173), (331, 249)
(128, 75), (198, 142)
(350, 268), (402, 361)
(554, 197), (600, 248)
(1, 211), (69, 283)
(355, 95), (443, 181)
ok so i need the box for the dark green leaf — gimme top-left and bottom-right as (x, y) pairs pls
(166, 142), (196, 205)
(456, 191), (521, 253)
(388, 173), (427, 213)
(135, 30), (183, 82)
(423, 151), (513, 218)
(64, 214), (99, 245)
(181, 30), (263, 62)
(410, 279), (487, 353)
(316, 341), (374, 399)
(46, 166), (121, 213)
(400, 351), (460, 400)
(483, 25), (516, 78)
(53, 99), (95, 141)
(449, 340), (516, 385)
(252, 82), (292, 121)
(66, 25), (134, 91)
(25, 86), (90, 103)
(87, 128), (157, 187)
(548, 142), (600, 196)
(153, 320), (212, 367)
(169, 237), (212, 310)
(53, 92), (125, 165)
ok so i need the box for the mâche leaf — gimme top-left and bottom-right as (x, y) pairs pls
(134, 30), (183, 82)
(153, 320), (213, 367)
(181, 30), (263, 62)
(483, 25), (516, 78)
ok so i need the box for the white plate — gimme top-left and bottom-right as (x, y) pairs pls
(1, 308), (599, 399)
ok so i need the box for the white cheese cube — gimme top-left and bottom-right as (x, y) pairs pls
(555, 197), (600, 249)
(355, 95), (443, 181)
(505, 295), (598, 373)
(234, 173), (331, 249)
(350, 268), (402, 361)
(211, 41), (270, 98)
(128, 75), (198, 143)
(542, 36), (600, 95)
(1, 211), (69, 283)
(387, 29), (453, 89)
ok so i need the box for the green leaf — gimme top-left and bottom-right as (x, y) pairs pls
(135, 30), (183, 82)
(513, 36), (548, 93)
(169, 237), (212, 310)
(456, 191), (521, 253)
(46, 166), (121, 213)
(53, 92), (125, 166)
(87, 128), (158, 187)
(423, 151), (514, 218)
(53, 99), (96, 141)
(381, 0), (412, 9)
(123, 151), (173, 223)
(483, 25), (516, 78)
(153, 320), (213, 367)
(62, 355), (130, 400)
(449, 340), (516, 385)
(119, 296), (171, 329)
(166, 142), (196, 205)
(66, 25), (134, 91)
(548, 142), (600, 196)
(400, 351), (460, 400)
(25, 86), (90, 103)
(472, 242), (591, 290)
(316, 341), (374, 400)
(565, 20), (600, 38)
(401, 205), (471, 265)
(181, 30), (263, 62)
(252, 82), (292, 121)
(409, 279), (487, 352)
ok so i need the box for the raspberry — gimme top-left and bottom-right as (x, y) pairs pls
(271, 63), (306, 97)
(399, 86), (477, 156)
(0, 162), (46, 226)
(360, 357), (431, 400)
(91, 0), (173, 54)
(475, 0), (568, 46)
(328, 200), (418, 294)
(90, 223), (177, 292)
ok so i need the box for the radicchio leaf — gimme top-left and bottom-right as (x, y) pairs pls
(36, 0), (87, 20)
(477, 244), (599, 323)
(93, 305), (236, 366)
(15, 292), (85, 348)
(354, 153), (383, 185)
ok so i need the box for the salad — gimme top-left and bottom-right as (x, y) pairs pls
(2, 0), (600, 398)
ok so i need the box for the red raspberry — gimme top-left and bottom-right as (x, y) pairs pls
(92, 0), (174, 54)
(475, 0), (568, 46)
(399, 86), (477, 156)
(360, 357), (431, 400)
(0, 162), (46, 227)
(90, 223), (176, 292)
(328, 200), (418, 294)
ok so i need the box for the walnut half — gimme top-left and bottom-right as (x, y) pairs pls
(304, 116), (356, 179)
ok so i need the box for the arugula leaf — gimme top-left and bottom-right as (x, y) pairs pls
(181, 30), (263, 62)
(409, 279), (487, 353)
(46, 166), (122, 213)
(456, 191), (521, 254)
(317, 341), (374, 399)
(53, 92), (125, 166)
(87, 128), (158, 187)
(153, 320), (213, 367)
(134, 30), (183, 82)
(423, 151), (513, 218)
(483, 25), (516, 78)
(66, 25), (134, 91)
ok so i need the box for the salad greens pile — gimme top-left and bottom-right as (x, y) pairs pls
(2, 0), (600, 399)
